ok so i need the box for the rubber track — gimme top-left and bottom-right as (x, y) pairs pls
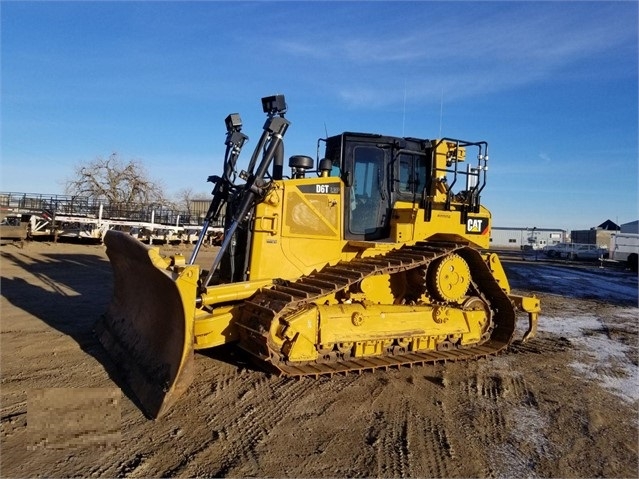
(236, 241), (516, 377)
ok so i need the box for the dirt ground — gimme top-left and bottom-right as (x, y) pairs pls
(1, 241), (637, 478)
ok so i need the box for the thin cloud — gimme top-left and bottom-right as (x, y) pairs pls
(275, 3), (635, 108)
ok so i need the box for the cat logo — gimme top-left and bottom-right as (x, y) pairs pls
(466, 217), (489, 235)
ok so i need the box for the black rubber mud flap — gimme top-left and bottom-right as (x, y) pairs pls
(96, 230), (196, 419)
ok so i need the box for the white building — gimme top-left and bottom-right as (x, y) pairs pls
(620, 220), (638, 234)
(490, 226), (567, 250)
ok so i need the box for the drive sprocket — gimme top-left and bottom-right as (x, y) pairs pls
(427, 253), (471, 303)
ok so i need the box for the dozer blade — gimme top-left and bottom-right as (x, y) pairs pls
(95, 230), (198, 419)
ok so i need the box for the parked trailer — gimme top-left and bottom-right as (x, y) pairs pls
(0, 213), (31, 242)
(609, 233), (639, 272)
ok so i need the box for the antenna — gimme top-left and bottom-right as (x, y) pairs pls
(324, 122), (328, 139)
(439, 88), (444, 138)
(402, 81), (407, 137)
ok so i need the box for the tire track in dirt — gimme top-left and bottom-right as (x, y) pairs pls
(449, 370), (504, 478)
(110, 365), (367, 478)
(365, 402), (410, 478)
(472, 374), (508, 444)
(509, 336), (573, 355)
(161, 374), (318, 477)
(473, 362), (550, 477)
(116, 453), (151, 477)
(406, 412), (456, 478)
(362, 372), (459, 479)
(94, 360), (273, 478)
(0, 401), (27, 442)
(286, 373), (389, 477)
(433, 359), (551, 478)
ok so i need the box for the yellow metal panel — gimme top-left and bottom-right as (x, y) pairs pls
(316, 303), (470, 345)
(200, 279), (274, 307)
(279, 307), (319, 361)
(249, 178), (345, 281)
(284, 191), (338, 237)
(193, 305), (239, 349)
(390, 202), (491, 249)
(484, 252), (511, 293)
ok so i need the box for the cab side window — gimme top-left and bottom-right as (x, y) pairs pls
(398, 153), (426, 196)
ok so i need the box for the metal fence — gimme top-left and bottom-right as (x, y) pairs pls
(0, 192), (224, 227)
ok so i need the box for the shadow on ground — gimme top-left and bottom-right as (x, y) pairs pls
(0, 248), (147, 415)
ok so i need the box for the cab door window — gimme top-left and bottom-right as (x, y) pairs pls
(348, 145), (389, 239)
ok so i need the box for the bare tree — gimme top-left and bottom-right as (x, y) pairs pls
(65, 153), (166, 211)
(174, 187), (196, 215)
(172, 187), (212, 224)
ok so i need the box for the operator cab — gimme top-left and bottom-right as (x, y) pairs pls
(323, 132), (488, 242)
(324, 133), (432, 241)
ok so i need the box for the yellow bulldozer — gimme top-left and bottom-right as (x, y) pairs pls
(96, 95), (540, 419)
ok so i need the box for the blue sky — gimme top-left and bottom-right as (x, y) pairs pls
(2, 1), (637, 231)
